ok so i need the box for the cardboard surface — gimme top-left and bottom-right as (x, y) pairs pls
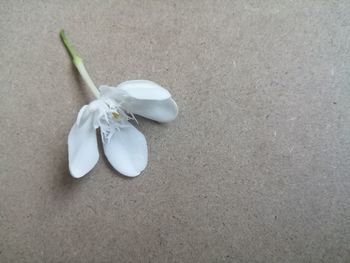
(1, 1), (350, 262)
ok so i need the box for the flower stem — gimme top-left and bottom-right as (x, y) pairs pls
(60, 30), (100, 98)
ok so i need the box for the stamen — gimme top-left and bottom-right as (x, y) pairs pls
(98, 98), (139, 143)
(112, 112), (120, 119)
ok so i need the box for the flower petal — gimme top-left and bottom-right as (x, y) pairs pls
(114, 80), (178, 123)
(117, 80), (171, 100)
(127, 97), (178, 123)
(99, 85), (128, 100)
(102, 122), (148, 177)
(68, 109), (99, 178)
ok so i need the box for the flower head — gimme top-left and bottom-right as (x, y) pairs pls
(60, 30), (178, 178)
(69, 80), (178, 178)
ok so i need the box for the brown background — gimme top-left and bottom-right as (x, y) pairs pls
(1, 0), (350, 262)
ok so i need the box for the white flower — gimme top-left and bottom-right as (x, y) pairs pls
(60, 30), (178, 178)
(68, 80), (178, 178)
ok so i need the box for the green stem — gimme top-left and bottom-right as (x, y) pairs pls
(60, 30), (100, 98)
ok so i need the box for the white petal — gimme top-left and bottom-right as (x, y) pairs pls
(102, 123), (148, 177)
(117, 80), (171, 100)
(99, 85), (127, 100)
(76, 105), (90, 126)
(68, 111), (99, 178)
(127, 98), (178, 123)
(114, 80), (178, 123)
(86, 99), (110, 128)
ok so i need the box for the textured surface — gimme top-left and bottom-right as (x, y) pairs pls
(1, 0), (350, 262)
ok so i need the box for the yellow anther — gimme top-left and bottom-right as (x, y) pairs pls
(112, 112), (120, 119)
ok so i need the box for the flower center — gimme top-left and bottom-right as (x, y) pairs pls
(97, 99), (137, 143)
